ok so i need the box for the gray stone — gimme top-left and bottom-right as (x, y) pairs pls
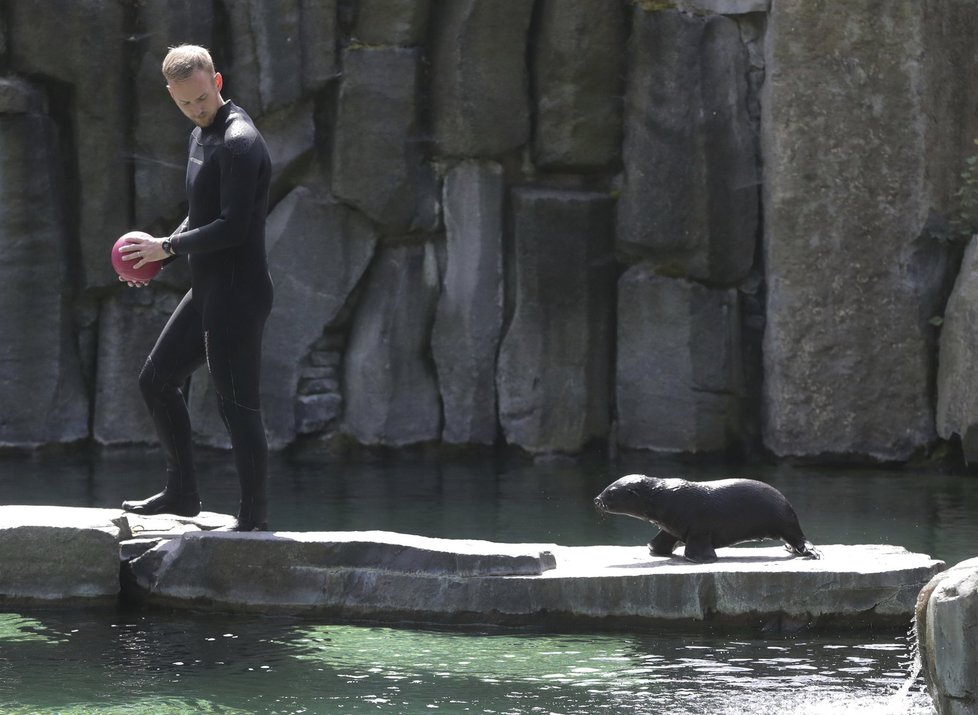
(352, 0), (430, 46)
(430, 0), (533, 157)
(0, 506), (124, 603)
(677, 0), (771, 13)
(296, 393), (343, 434)
(344, 243), (442, 446)
(497, 189), (615, 454)
(299, 0), (338, 91)
(0, 78), (88, 447)
(224, 0), (304, 114)
(761, 0), (978, 460)
(617, 8), (757, 286)
(331, 47), (430, 231)
(131, 0), (214, 229)
(616, 267), (743, 453)
(190, 186), (378, 449)
(531, 0), (625, 170)
(93, 289), (183, 445)
(8, 0), (130, 288)
(431, 161), (505, 445)
(125, 537), (940, 632)
(256, 99), (317, 186)
(937, 237), (978, 462)
(916, 556), (978, 715)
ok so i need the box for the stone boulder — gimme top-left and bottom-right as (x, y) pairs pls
(497, 188), (615, 454)
(351, 0), (430, 46)
(916, 556), (978, 715)
(131, 0), (214, 229)
(429, 0), (533, 157)
(616, 267), (743, 453)
(761, 0), (978, 460)
(0, 506), (125, 603)
(431, 161), (505, 445)
(331, 47), (435, 232)
(93, 288), (185, 445)
(937, 236), (978, 463)
(189, 186), (378, 449)
(531, 0), (625, 170)
(343, 243), (442, 446)
(616, 6), (757, 286)
(126, 531), (557, 609)
(0, 78), (89, 448)
(7, 0), (130, 288)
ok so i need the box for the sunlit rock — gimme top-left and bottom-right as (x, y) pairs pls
(761, 0), (978, 460)
(916, 556), (978, 715)
(937, 237), (978, 464)
(0, 506), (124, 603)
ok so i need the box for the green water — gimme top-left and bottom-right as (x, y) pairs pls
(2, 450), (975, 714)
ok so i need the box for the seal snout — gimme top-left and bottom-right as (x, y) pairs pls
(593, 495), (607, 512)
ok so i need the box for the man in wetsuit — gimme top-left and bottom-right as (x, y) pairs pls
(118, 45), (273, 531)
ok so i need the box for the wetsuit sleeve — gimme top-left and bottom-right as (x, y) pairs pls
(160, 216), (189, 268)
(171, 133), (266, 254)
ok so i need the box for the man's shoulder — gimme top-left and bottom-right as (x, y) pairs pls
(223, 106), (263, 157)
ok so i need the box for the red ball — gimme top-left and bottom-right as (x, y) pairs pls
(111, 231), (162, 282)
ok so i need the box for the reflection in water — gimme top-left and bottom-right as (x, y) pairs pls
(1, 450), (973, 713)
(0, 610), (936, 714)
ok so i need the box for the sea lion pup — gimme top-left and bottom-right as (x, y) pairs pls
(593, 474), (821, 563)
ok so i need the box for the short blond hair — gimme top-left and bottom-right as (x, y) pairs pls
(162, 44), (215, 83)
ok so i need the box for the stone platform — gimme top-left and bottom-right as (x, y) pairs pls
(0, 506), (945, 633)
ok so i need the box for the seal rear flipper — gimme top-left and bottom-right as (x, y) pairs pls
(785, 540), (821, 559)
(649, 530), (679, 556)
(682, 533), (717, 563)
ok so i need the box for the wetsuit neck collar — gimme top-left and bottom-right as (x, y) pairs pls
(202, 101), (234, 134)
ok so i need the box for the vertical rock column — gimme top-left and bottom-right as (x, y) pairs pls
(617, 7), (758, 285)
(431, 161), (504, 446)
(497, 189), (615, 454)
(0, 78), (88, 446)
(761, 0), (978, 460)
(616, 267), (742, 453)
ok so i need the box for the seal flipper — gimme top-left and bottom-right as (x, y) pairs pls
(649, 530), (679, 556)
(785, 540), (821, 559)
(682, 533), (717, 563)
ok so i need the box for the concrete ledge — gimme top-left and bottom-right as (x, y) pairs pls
(0, 507), (945, 632)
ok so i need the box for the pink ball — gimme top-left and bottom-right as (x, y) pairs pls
(111, 231), (162, 282)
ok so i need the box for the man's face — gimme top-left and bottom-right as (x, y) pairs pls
(167, 69), (224, 128)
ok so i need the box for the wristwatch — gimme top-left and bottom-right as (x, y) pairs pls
(161, 238), (174, 256)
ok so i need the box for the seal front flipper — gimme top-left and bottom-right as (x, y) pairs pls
(681, 533), (717, 563)
(649, 530), (680, 556)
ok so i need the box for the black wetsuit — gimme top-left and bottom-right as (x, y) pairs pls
(125, 101), (273, 528)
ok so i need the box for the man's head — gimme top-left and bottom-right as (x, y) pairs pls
(162, 44), (225, 128)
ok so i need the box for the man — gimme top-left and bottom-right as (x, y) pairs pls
(118, 44), (273, 531)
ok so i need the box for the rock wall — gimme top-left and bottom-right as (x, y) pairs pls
(1, 0), (978, 461)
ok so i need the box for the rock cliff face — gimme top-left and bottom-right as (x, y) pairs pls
(1, 0), (978, 460)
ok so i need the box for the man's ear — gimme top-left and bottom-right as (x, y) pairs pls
(215, 72), (223, 92)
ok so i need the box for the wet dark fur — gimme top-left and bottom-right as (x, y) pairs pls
(594, 474), (821, 563)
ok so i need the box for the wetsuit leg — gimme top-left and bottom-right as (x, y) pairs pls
(122, 292), (205, 516)
(203, 312), (269, 530)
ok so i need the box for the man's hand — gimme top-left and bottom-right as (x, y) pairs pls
(118, 235), (167, 287)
